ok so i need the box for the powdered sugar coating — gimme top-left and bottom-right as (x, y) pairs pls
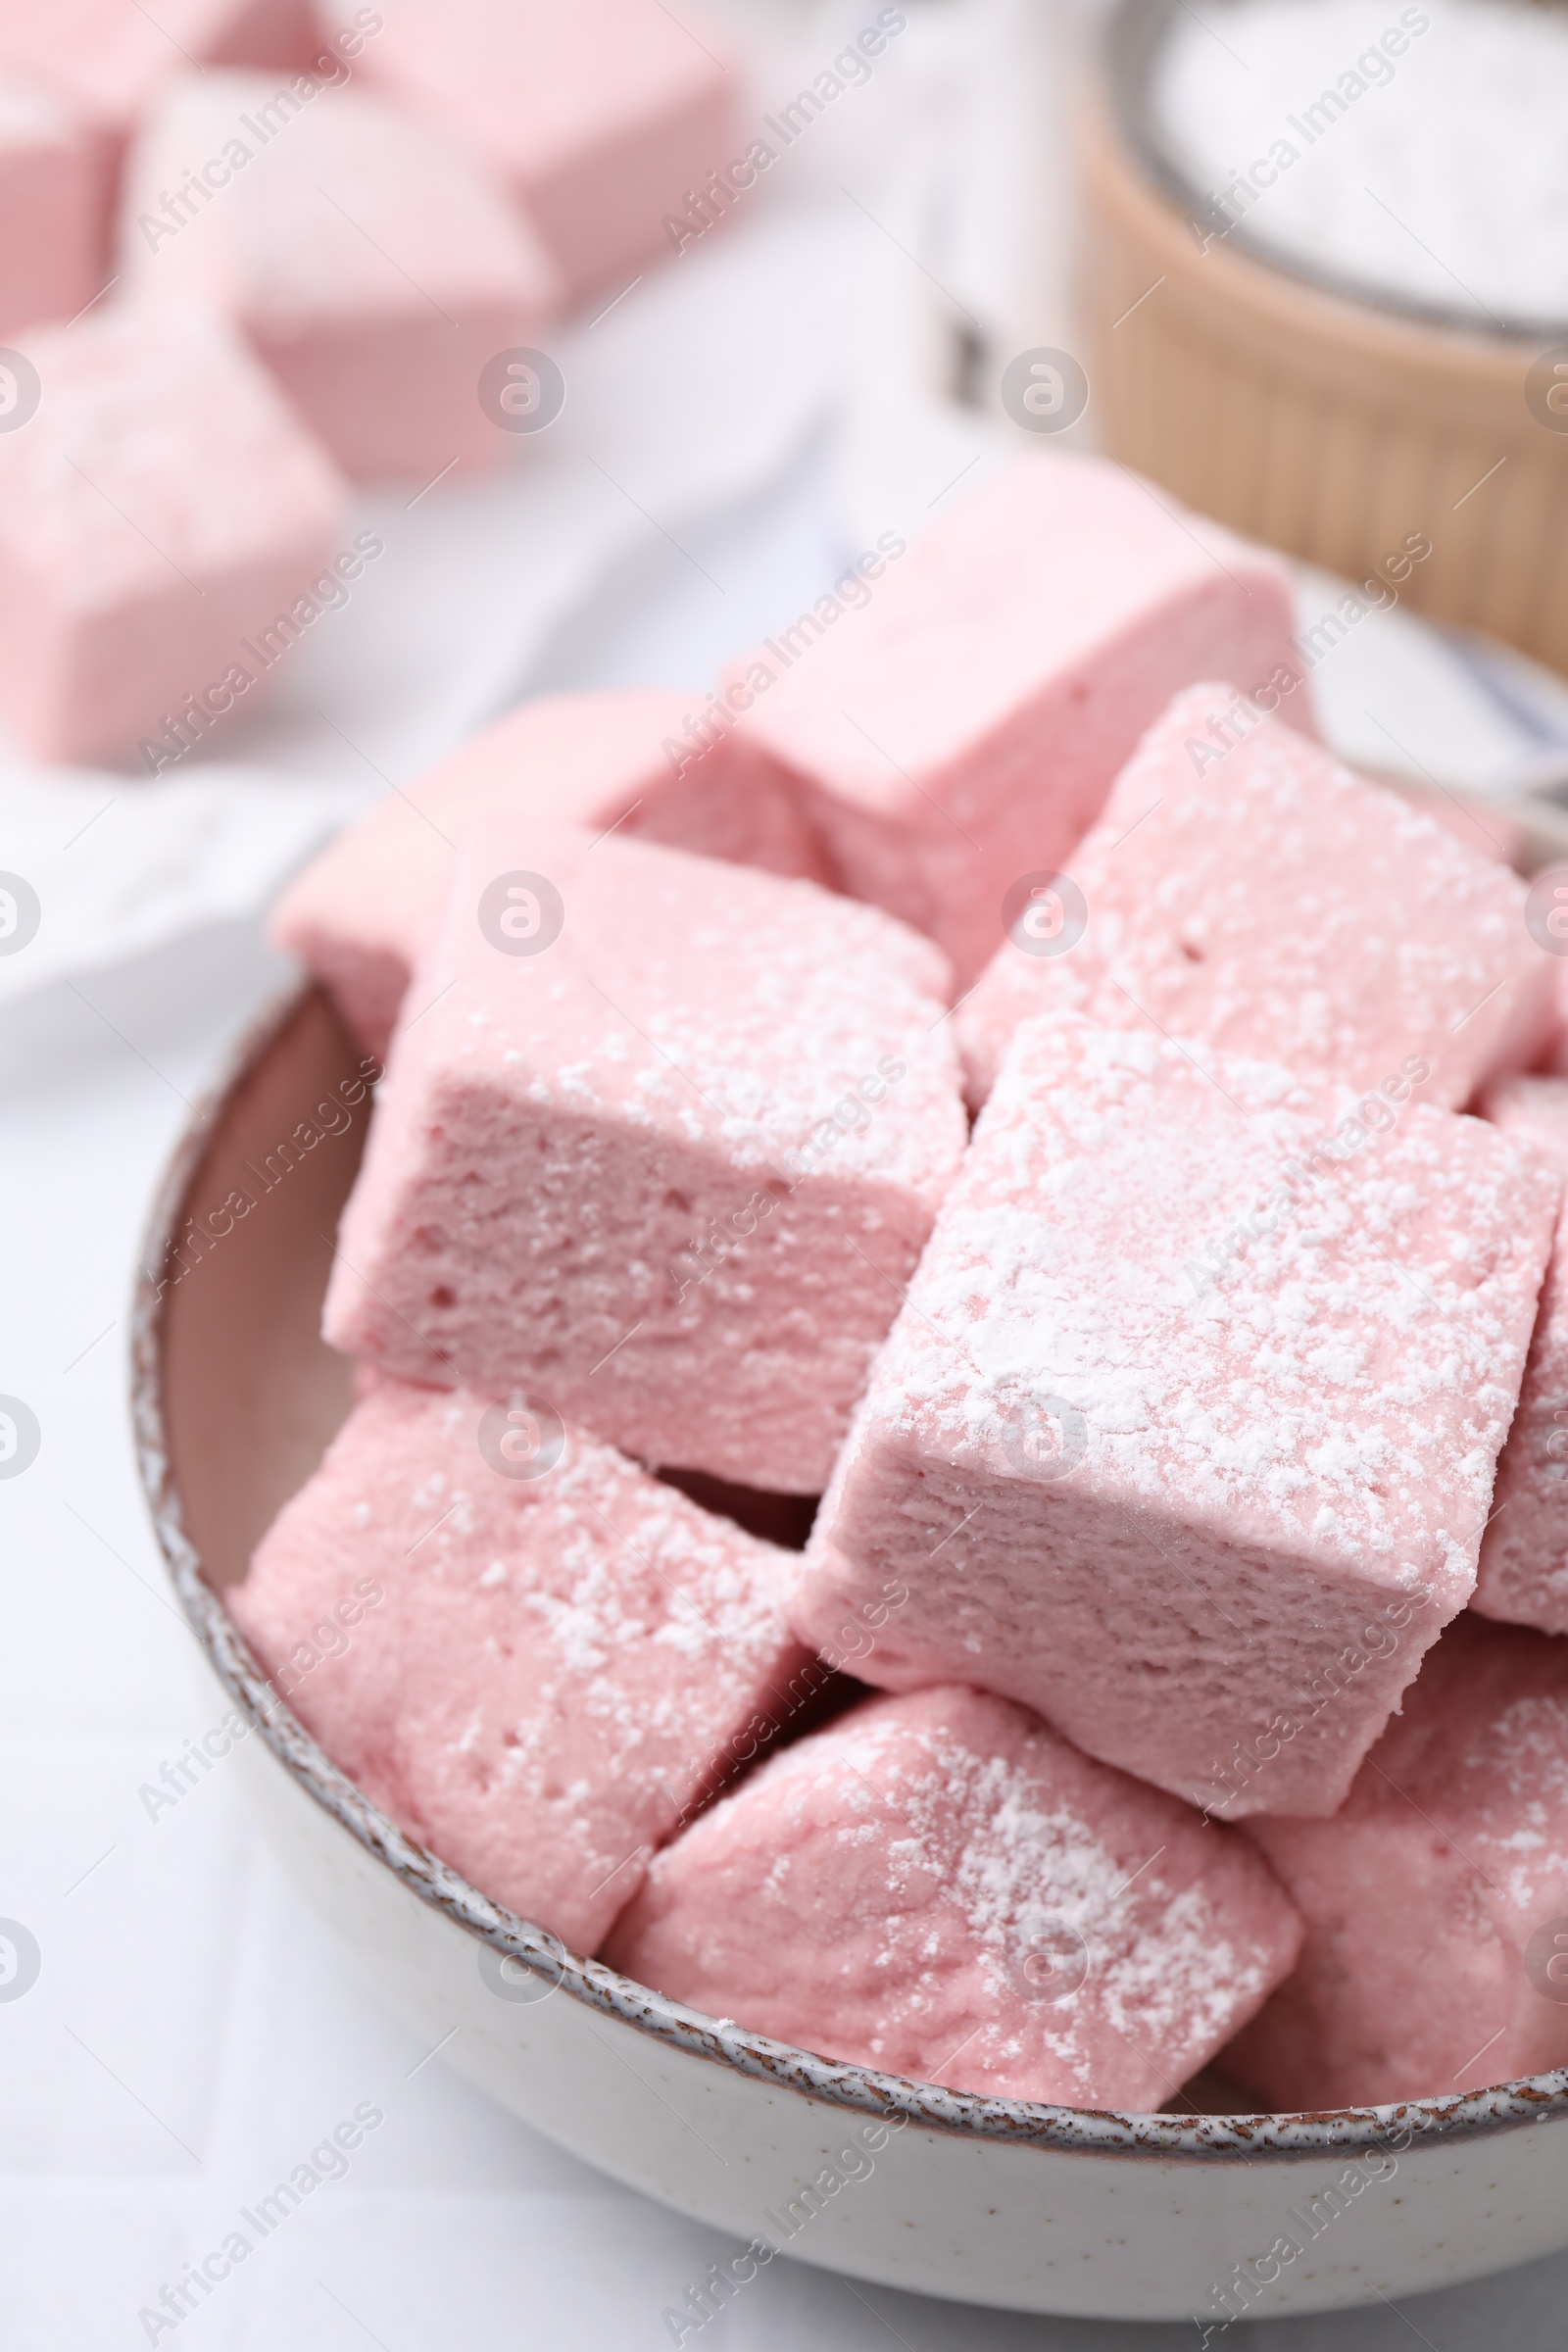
(727, 455), (1308, 985)
(229, 1378), (812, 1952)
(795, 1017), (1558, 1817)
(606, 1685), (1301, 2106)
(271, 691), (828, 1058)
(1228, 1615), (1568, 2107)
(1476, 1074), (1568, 1633)
(324, 821), (967, 1491)
(1155, 0), (1568, 328)
(957, 683), (1554, 1111)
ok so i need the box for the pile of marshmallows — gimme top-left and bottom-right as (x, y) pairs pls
(234, 452), (1568, 2115)
(0, 0), (738, 765)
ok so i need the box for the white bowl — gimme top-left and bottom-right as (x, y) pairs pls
(132, 983), (1568, 2324)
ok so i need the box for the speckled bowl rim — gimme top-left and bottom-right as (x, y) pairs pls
(1103, 0), (1568, 348)
(130, 983), (1568, 2162)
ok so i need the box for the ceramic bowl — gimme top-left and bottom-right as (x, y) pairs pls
(1080, 0), (1568, 675)
(133, 983), (1568, 2323)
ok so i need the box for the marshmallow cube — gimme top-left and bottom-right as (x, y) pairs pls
(1227, 1614), (1568, 2107)
(320, 0), (739, 304)
(0, 308), (346, 764)
(229, 1378), (814, 1952)
(322, 822), (967, 1494)
(957, 683), (1554, 1113)
(726, 455), (1309, 986)
(0, 74), (106, 337)
(1476, 1075), (1568, 1634)
(272, 689), (830, 1058)
(605, 1685), (1303, 2107)
(0, 0), (321, 145)
(122, 72), (559, 480)
(793, 1017), (1559, 1818)
(1538, 960), (1568, 1078)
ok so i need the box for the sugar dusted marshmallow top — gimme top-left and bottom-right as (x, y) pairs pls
(321, 0), (739, 302)
(271, 689), (829, 1058)
(605, 1685), (1302, 2107)
(230, 1378), (812, 1953)
(122, 72), (559, 480)
(1476, 1073), (1568, 1635)
(727, 454), (1309, 985)
(794, 1017), (1558, 1818)
(0, 306), (346, 763)
(1227, 1615), (1568, 2108)
(323, 822), (966, 1493)
(957, 683), (1554, 1111)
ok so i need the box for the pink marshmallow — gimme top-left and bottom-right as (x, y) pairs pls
(319, 0), (739, 305)
(957, 684), (1554, 1112)
(1381, 775), (1521, 866)
(272, 689), (830, 1059)
(0, 74), (106, 337)
(604, 1685), (1303, 2108)
(0, 307), (346, 764)
(792, 1016), (1559, 1819)
(724, 455), (1310, 986)
(322, 821), (966, 1494)
(0, 0), (321, 144)
(1226, 1614), (1568, 2108)
(1476, 1074), (1568, 1634)
(121, 72), (558, 481)
(229, 1376), (814, 1952)
(1535, 957), (1568, 1077)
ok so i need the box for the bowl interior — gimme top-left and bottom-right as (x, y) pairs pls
(159, 988), (363, 1591)
(139, 982), (1568, 2155)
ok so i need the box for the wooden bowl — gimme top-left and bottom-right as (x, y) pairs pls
(129, 982), (1568, 2320)
(1081, 1), (1568, 673)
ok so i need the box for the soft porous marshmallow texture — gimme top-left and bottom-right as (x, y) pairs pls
(793, 1017), (1559, 1818)
(1477, 1074), (1568, 1634)
(1226, 1614), (1568, 2107)
(272, 690), (830, 1058)
(957, 683), (1555, 1112)
(322, 822), (967, 1493)
(122, 71), (559, 480)
(230, 1378), (812, 1953)
(726, 454), (1309, 986)
(605, 1685), (1303, 2107)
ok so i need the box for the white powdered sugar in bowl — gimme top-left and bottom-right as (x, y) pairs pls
(1152, 0), (1568, 329)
